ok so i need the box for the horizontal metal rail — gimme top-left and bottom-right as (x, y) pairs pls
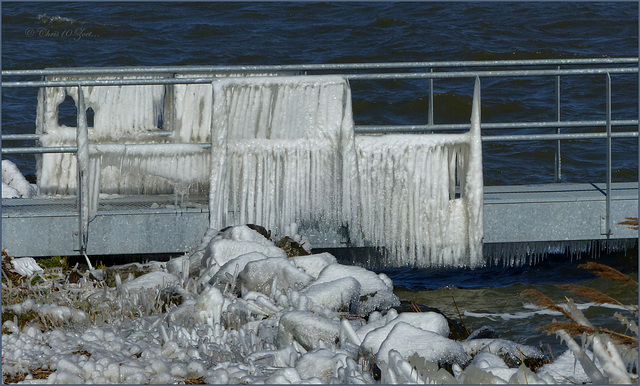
(357, 119), (639, 134)
(2, 67), (638, 88)
(4, 119), (637, 144)
(3, 57), (637, 77)
(3, 130), (638, 155)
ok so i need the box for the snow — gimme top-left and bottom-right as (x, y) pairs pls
(2, 160), (36, 198)
(9, 257), (44, 277)
(2, 225), (637, 384)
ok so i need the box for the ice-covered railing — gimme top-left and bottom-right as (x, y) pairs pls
(209, 75), (358, 237)
(353, 78), (483, 267)
(208, 75), (483, 267)
(35, 71), (297, 196)
(3, 59), (637, 265)
(36, 73), (173, 195)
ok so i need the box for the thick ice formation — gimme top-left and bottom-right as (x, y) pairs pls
(209, 75), (357, 238)
(352, 78), (484, 267)
(2, 160), (36, 198)
(172, 72), (299, 143)
(8, 257), (44, 277)
(36, 74), (173, 196)
(33, 73), (484, 268)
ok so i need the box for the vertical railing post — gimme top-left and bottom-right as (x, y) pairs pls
(605, 72), (612, 238)
(76, 85), (91, 257)
(555, 66), (562, 182)
(428, 68), (434, 126)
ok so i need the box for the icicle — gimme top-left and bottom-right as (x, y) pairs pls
(209, 76), (355, 236)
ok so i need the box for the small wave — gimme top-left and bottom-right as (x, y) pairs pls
(187, 24), (225, 38)
(472, 49), (608, 61)
(37, 13), (78, 25)
(371, 16), (408, 28)
(466, 301), (635, 321)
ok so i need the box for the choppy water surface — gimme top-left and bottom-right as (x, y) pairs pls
(2, 2), (638, 356)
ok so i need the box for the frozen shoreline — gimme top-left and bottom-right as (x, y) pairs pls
(3, 224), (634, 384)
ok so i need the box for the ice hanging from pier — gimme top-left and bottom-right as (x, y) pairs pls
(208, 75), (483, 267)
(209, 75), (358, 237)
(352, 78), (484, 268)
(34, 72), (484, 268)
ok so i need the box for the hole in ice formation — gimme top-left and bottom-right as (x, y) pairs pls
(57, 93), (77, 127)
(86, 107), (95, 128)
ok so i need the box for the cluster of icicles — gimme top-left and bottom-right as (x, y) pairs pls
(35, 73), (483, 268)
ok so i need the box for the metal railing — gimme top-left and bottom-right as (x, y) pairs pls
(2, 58), (638, 248)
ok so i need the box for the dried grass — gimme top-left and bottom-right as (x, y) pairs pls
(618, 217), (638, 230)
(2, 249), (23, 286)
(557, 284), (624, 307)
(521, 288), (572, 319)
(184, 377), (206, 384)
(2, 368), (54, 384)
(578, 262), (638, 286)
(540, 321), (638, 348)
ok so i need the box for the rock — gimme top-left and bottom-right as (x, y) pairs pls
(359, 312), (451, 358)
(246, 224), (271, 240)
(238, 257), (313, 295)
(209, 252), (268, 287)
(375, 322), (468, 371)
(393, 301), (470, 341)
(275, 236), (310, 257)
(462, 338), (546, 371)
(295, 348), (349, 383)
(300, 277), (361, 313)
(290, 252), (337, 279)
(102, 263), (155, 287)
(466, 325), (497, 340)
(314, 263), (399, 316)
(278, 311), (340, 351)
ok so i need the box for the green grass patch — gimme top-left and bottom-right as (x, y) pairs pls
(36, 256), (68, 270)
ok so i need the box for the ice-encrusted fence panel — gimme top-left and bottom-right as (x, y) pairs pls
(35, 72), (301, 196)
(208, 75), (483, 268)
(352, 78), (484, 268)
(209, 75), (358, 236)
(34, 72), (484, 268)
(172, 72), (300, 143)
(35, 74), (176, 196)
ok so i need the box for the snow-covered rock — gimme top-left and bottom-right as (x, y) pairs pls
(290, 252), (337, 279)
(314, 263), (399, 315)
(238, 257), (313, 295)
(300, 276), (360, 313)
(376, 322), (468, 368)
(2, 160), (36, 198)
(278, 310), (341, 351)
(360, 312), (451, 357)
